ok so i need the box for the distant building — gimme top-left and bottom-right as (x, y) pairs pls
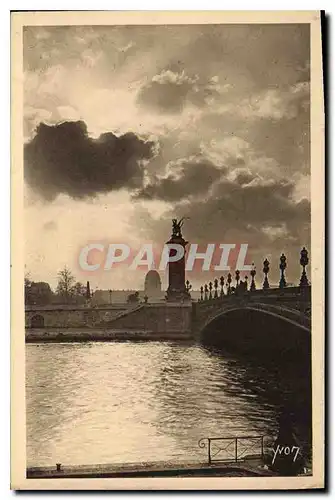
(92, 289), (146, 305)
(91, 270), (200, 305)
(144, 270), (162, 297)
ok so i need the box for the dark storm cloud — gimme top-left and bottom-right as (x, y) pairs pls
(134, 158), (222, 201)
(176, 179), (310, 282)
(131, 125), (310, 260)
(204, 178), (309, 231)
(173, 24), (310, 90)
(24, 121), (156, 200)
(131, 171), (310, 279)
(246, 108), (310, 173)
(170, 177), (308, 242)
(137, 69), (221, 114)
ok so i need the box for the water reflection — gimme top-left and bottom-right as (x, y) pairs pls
(150, 344), (279, 459)
(26, 341), (310, 467)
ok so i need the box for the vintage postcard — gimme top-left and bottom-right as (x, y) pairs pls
(11, 11), (325, 490)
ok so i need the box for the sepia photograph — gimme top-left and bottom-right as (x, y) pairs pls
(11, 11), (324, 490)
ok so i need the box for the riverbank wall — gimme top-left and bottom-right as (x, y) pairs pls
(26, 328), (193, 342)
(25, 302), (193, 342)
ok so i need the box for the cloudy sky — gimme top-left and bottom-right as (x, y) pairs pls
(24, 23), (310, 290)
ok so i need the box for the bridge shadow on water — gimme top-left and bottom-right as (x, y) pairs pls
(200, 308), (312, 463)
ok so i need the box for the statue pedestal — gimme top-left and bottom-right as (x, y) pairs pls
(165, 234), (191, 302)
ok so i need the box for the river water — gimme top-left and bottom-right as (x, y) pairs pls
(26, 341), (310, 467)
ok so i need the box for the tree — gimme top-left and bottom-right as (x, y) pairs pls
(32, 282), (54, 305)
(73, 281), (86, 297)
(55, 268), (89, 304)
(73, 281), (87, 304)
(25, 277), (54, 305)
(56, 266), (76, 303)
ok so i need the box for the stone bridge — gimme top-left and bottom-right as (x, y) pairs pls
(192, 286), (311, 336)
(191, 285), (311, 359)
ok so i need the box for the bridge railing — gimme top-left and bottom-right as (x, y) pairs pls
(197, 285), (311, 305)
(198, 435), (264, 465)
(196, 248), (310, 303)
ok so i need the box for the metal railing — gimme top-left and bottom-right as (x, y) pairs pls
(198, 436), (264, 465)
(197, 285), (311, 305)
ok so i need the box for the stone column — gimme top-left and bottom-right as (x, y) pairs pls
(165, 219), (191, 302)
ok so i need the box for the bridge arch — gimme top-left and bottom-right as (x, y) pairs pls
(198, 304), (310, 360)
(201, 303), (310, 334)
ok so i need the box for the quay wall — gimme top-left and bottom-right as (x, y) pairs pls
(25, 303), (193, 342)
(25, 328), (193, 342)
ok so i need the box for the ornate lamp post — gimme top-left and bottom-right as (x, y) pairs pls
(220, 276), (225, 298)
(209, 281), (213, 300)
(227, 273), (232, 295)
(279, 253), (287, 289)
(235, 270), (240, 290)
(186, 280), (192, 293)
(204, 283), (209, 301)
(250, 263), (256, 291)
(263, 258), (270, 290)
(214, 278), (218, 299)
(299, 247), (309, 287)
(200, 285), (204, 301)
